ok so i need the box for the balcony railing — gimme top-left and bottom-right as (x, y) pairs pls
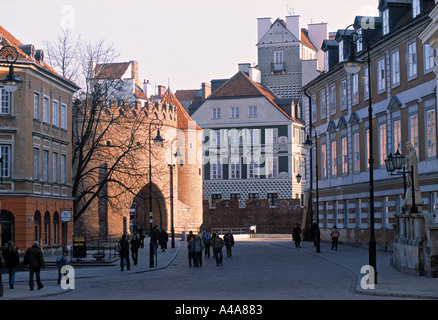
(271, 62), (285, 73)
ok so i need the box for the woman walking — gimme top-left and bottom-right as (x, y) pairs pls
(2, 241), (20, 289)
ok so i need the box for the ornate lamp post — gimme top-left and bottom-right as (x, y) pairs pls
(341, 24), (377, 283)
(168, 139), (182, 249)
(148, 118), (164, 268)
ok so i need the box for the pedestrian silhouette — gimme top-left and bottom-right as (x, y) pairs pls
(331, 226), (340, 250)
(23, 241), (45, 290)
(159, 229), (168, 252)
(2, 241), (20, 289)
(118, 234), (130, 271)
(224, 230), (235, 257)
(130, 234), (141, 265)
(292, 223), (302, 248)
(211, 233), (224, 266)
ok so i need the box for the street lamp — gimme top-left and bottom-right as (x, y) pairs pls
(168, 139), (183, 249)
(148, 118), (164, 268)
(384, 150), (418, 213)
(342, 23), (377, 283)
(0, 45), (22, 93)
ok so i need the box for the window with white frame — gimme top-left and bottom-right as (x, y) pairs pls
(0, 145), (11, 178)
(377, 58), (386, 92)
(320, 89), (327, 119)
(330, 84), (336, 114)
(324, 50), (329, 72)
(424, 44), (435, 73)
(52, 152), (58, 183)
(230, 107), (239, 119)
(410, 114), (419, 155)
(353, 132), (360, 172)
(352, 74), (359, 106)
(211, 160), (222, 179)
(265, 128), (278, 145)
(379, 124), (387, 166)
(363, 66), (369, 100)
(407, 41), (418, 79)
(61, 154), (66, 184)
(427, 109), (436, 158)
(391, 50), (400, 86)
(34, 148), (40, 180)
(248, 106), (257, 118)
(321, 143), (327, 178)
(229, 157), (241, 179)
(266, 157), (278, 178)
(247, 129), (260, 145)
(393, 120), (401, 152)
(43, 150), (49, 181)
(331, 140), (337, 176)
(43, 97), (50, 124)
(341, 136), (348, 174)
(413, 0), (420, 18)
(340, 80), (347, 110)
(61, 104), (67, 130)
(212, 107), (221, 119)
(1, 89), (11, 114)
(248, 158), (260, 179)
(383, 9), (389, 35)
(356, 28), (363, 52)
(338, 40), (344, 63)
(34, 93), (40, 120)
(229, 129), (240, 146)
(52, 101), (59, 127)
(311, 94), (317, 122)
(274, 51), (283, 64)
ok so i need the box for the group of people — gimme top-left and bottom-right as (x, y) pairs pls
(117, 226), (169, 271)
(292, 222), (340, 251)
(187, 230), (234, 267)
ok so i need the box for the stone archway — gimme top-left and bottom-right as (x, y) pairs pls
(131, 183), (168, 234)
(0, 210), (14, 247)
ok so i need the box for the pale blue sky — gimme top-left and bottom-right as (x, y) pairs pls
(1, 0), (379, 91)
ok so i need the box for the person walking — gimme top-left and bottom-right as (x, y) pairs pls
(56, 252), (68, 285)
(130, 234), (141, 265)
(211, 233), (224, 266)
(224, 231), (235, 257)
(203, 231), (211, 258)
(23, 241), (45, 291)
(193, 234), (204, 267)
(159, 229), (168, 252)
(331, 226), (340, 250)
(118, 234), (130, 271)
(2, 241), (20, 289)
(292, 223), (302, 248)
(187, 237), (195, 267)
(139, 226), (145, 249)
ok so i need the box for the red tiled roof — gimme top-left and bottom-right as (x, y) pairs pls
(175, 89), (199, 101)
(301, 28), (317, 51)
(94, 62), (131, 79)
(161, 89), (202, 130)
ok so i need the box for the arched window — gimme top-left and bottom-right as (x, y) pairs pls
(0, 210), (14, 247)
(53, 212), (59, 245)
(34, 211), (41, 243)
(44, 211), (50, 245)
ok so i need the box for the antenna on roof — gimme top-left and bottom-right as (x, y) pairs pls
(286, 4), (294, 16)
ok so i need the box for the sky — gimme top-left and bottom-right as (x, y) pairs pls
(0, 0), (379, 92)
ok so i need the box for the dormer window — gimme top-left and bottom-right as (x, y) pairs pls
(412, 0), (420, 18)
(383, 9), (389, 35)
(356, 28), (363, 52)
(338, 40), (344, 63)
(324, 50), (329, 72)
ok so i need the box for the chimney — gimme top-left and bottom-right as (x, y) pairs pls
(307, 22), (328, 71)
(143, 80), (152, 98)
(35, 49), (44, 63)
(257, 17), (272, 42)
(201, 82), (211, 101)
(249, 67), (261, 83)
(238, 63), (251, 74)
(158, 85), (166, 97)
(286, 15), (301, 41)
(130, 60), (138, 80)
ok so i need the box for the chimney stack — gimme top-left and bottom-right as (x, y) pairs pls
(201, 82), (211, 101)
(158, 85), (166, 97)
(130, 60), (138, 80)
(286, 15), (301, 41)
(143, 80), (152, 98)
(257, 17), (272, 42)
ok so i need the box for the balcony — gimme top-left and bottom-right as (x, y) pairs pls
(271, 62), (285, 74)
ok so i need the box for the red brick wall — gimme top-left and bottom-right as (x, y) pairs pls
(201, 198), (303, 234)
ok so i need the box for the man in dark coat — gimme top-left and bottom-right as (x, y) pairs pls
(159, 229), (168, 252)
(118, 234), (130, 271)
(23, 241), (45, 290)
(130, 234), (141, 265)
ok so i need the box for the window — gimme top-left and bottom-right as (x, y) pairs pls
(427, 109), (436, 158)
(324, 50), (329, 72)
(267, 193), (278, 207)
(274, 51), (283, 64)
(331, 140), (337, 176)
(52, 152), (58, 183)
(44, 212), (50, 245)
(407, 41), (418, 79)
(320, 90), (327, 119)
(338, 40), (344, 63)
(330, 84), (336, 114)
(52, 101), (59, 127)
(391, 50), (400, 86)
(229, 158), (241, 179)
(1, 89), (11, 114)
(365, 129), (370, 169)
(363, 66), (369, 100)
(0, 145), (11, 178)
(230, 193), (240, 200)
(34, 148), (40, 180)
(424, 44), (435, 73)
(341, 136), (348, 174)
(393, 120), (401, 152)
(413, 0), (420, 18)
(248, 106), (257, 118)
(211, 130), (221, 147)
(212, 108), (221, 119)
(266, 157), (278, 178)
(34, 93), (40, 120)
(353, 133), (360, 172)
(321, 143), (327, 178)
(383, 9), (389, 35)
(311, 94), (317, 122)
(410, 115), (419, 155)
(379, 124), (387, 166)
(230, 107), (239, 119)
(265, 128), (278, 145)
(356, 28), (363, 52)
(340, 80), (347, 110)
(248, 192), (259, 199)
(211, 193), (222, 207)
(229, 130), (240, 146)
(248, 159), (260, 179)
(377, 58), (386, 92)
(43, 97), (50, 124)
(211, 161), (222, 180)
(61, 104), (67, 130)
(351, 74), (359, 106)
(247, 129), (260, 145)
(43, 150), (49, 181)
(61, 154), (66, 184)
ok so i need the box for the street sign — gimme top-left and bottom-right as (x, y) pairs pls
(72, 236), (86, 258)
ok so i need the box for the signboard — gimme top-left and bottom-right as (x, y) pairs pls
(72, 236), (86, 258)
(61, 210), (72, 222)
